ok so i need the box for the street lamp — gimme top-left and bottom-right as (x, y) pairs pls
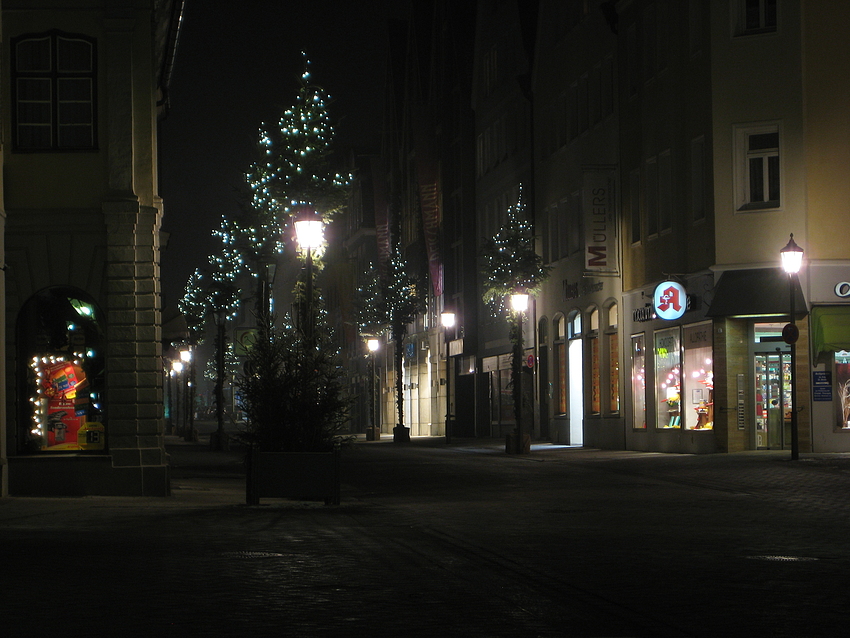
(171, 360), (183, 437)
(294, 206), (325, 348)
(440, 310), (456, 444)
(180, 348), (194, 441)
(367, 337), (380, 440)
(508, 291), (530, 454)
(780, 233), (804, 461)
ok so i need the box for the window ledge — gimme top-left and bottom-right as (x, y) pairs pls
(738, 201), (780, 212)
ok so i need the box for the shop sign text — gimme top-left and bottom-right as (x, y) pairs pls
(563, 278), (604, 301)
(582, 169), (618, 275)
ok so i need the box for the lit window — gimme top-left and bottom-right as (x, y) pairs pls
(607, 304), (620, 414)
(589, 307), (600, 414)
(631, 334), (647, 429)
(12, 31), (97, 151)
(655, 327), (681, 428)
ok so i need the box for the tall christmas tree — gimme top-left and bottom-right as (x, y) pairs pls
(233, 54), (351, 454)
(480, 188), (550, 315)
(356, 244), (423, 442)
(480, 189), (550, 452)
(245, 53), (350, 224)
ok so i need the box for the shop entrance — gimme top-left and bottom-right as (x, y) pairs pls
(569, 338), (584, 445)
(754, 349), (792, 449)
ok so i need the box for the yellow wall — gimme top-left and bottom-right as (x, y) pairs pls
(802, 2), (850, 261)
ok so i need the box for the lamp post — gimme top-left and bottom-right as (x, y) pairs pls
(367, 338), (380, 440)
(780, 233), (804, 461)
(294, 206), (325, 348)
(171, 360), (183, 438)
(440, 310), (456, 444)
(180, 348), (194, 441)
(508, 291), (530, 454)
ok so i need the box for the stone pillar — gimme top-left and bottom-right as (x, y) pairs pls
(100, 11), (168, 495)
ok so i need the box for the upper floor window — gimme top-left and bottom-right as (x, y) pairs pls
(12, 31), (97, 151)
(735, 124), (780, 211)
(734, 0), (777, 36)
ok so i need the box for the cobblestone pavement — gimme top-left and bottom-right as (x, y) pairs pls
(2, 436), (850, 637)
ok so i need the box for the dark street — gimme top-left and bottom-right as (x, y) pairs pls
(2, 436), (849, 637)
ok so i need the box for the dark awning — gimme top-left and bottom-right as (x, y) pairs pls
(811, 306), (850, 358)
(706, 268), (807, 318)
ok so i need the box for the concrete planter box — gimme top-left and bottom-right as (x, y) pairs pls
(246, 446), (341, 505)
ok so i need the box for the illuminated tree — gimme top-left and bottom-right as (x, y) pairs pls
(480, 188), (550, 316)
(357, 244), (423, 442)
(480, 189), (550, 449)
(245, 53), (350, 224)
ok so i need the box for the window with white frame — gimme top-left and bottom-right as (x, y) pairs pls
(736, 124), (780, 211)
(734, 0), (777, 36)
(12, 31), (97, 151)
(589, 307), (600, 414)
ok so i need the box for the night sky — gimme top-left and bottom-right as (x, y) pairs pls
(158, 0), (408, 310)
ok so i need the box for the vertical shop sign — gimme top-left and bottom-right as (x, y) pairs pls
(582, 168), (618, 275)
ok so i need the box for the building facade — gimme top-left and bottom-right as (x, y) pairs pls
(341, 0), (850, 456)
(1, 0), (182, 495)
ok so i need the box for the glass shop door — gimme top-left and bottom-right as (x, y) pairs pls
(754, 350), (792, 449)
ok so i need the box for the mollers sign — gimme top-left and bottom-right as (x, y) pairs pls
(582, 168), (618, 275)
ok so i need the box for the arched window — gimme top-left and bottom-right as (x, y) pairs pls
(17, 287), (105, 453)
(554, 315), (566, 415)
(588, 307), (600, 414)
(568, 310), (582, 339)
(606, 302), (620, 413)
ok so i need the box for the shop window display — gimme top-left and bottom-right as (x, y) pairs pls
(608, 303), (619, 413)
(631, 334), (647, 429)
(837, 351), (850, 429)
(555, 316), (566, 415)
(589, 308), (600, 414)
(655, 327), (681, 428)
(17, 287), (105, 453)
(682, 322), (713, 430)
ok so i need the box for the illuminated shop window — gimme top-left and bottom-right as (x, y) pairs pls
(17, 287), (105, 453)
(655, 327), (681, 428)
(682, 322), (713, 430)
(837, 351), (850, 430)
(631, 334), (647, 429)
(607, 303), (620, 414)
(589, 307), (600, 414)
(554, 316), (566, 415)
